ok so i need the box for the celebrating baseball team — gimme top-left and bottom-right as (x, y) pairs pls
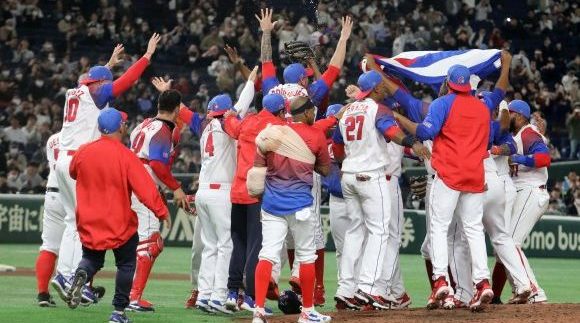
(32, 7), (553, 323)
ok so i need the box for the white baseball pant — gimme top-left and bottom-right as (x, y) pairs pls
(191, 215), (203, 289)
(375, 176), (406, 298)
(195, 185), (233, 302)
(329, 195), (348, 278)
(510, 185), (549, 297)
(428, 175), (489, 285)
(55, 153), (83, 278)
(337, 171), (391, 298)
(132, 194), (161, 240)
(420, 175), (434, 259)
(39, 191), (66, 254)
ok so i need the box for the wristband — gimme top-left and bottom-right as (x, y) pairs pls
(402, 135), (416, 148)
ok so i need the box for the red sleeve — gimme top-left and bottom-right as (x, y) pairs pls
(224, 115), (243, 139)
(112, 57), (150, 97)
(149, 160), (181, 191)
(321, 65), (341, 88)
(331, 142), (345, 161)
(178, 105), (194, 125)
(384, 125), (403, 140)
(312, 116), (337, 134)
(315, 131), (331, 167)
(534, 152), (551, 168)
(262, 61), (276, 79)
(126, 152), (169, 220)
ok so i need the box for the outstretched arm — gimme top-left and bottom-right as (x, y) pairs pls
(225, 45), (252, 81)
(257, 8), (276, 63)
(233, 66), (258, 118)
(327, 16), (353, 69)
(112, 34), (161, 97)
(105, 44), (124, 69)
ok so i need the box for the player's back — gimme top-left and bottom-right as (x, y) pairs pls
(339, 98), (389, 173)
(199, 118), (237, 184)
(130, 118), (174, 186)
(268, 83), (308, 102)
(60, 85), (103, 151)
(512, 125), (549, 188)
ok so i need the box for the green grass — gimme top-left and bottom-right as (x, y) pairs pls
(0, 244), (578, 322)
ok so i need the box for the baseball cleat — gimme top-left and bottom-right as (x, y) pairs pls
(391, 293), (412, 309)
(51, 273), (71, 302)
(298, 308), (332, 323)
(208, 300), (234, 314)
(334, 295), (361, 311)
(469, 279), (494, 312)
(238, 295), (274, 316)
(225, 289), (239, 312)
(267, 279), (280, 300)
(196, 299), (216, 314)
(252, 309), (268, 323)
(108, 311), (132, 323)
(314, 285), (325, 306)
(354, 289), (390, 310)
(289, 276), (302, 295)
(508, 288), (532, 304)
(37, 292), (56, 307)
(91, 286), (106, 299)
(427, 276), (449, 310)
(66, 270), (88, 309)
(80, 285), (98, 306)
(185, 289), (199, 309)
(442, 294), (456, 310)
(528, 288), (548, 304)
(126, 299), (155, 312)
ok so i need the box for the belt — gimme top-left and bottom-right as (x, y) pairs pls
(539, 185), (546, 189)
(46, 187), (59, 193)
(140, 158), (149, 164)
(355, 175), (392, 182)
(67, 150), (76, 156)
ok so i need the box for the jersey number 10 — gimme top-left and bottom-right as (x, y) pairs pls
(64, 98), (79, 123)
(345, 115), (365, 141)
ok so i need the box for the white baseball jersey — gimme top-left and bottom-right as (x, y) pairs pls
(512, 124), (549, 188)
(60, 85), (105, 151)
(339, 98), (389, 173)
(198, 118), (237, 184)
(46, 133), (60, 188)
(385, 142), (403, 177)
(130, 118), (175, 188)
(268, 83), (308, 101)
(493, 155), (510, 176)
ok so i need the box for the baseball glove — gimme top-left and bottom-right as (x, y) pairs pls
(410, 176), (428, 199)
(283, 41), (315, 64)
(278, 290), (302, 314)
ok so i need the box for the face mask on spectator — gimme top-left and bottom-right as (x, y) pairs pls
(1, 70), (9, 77)
(65, 15), (71, 22)
(48, 55), (55, 63)
(15, 73), (23, 81)
(35, 79), (44, 87)
(8, 173), (18, 181)
(9, 148), (18, 155)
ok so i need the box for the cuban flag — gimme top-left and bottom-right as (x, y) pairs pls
(367, 49), (502, 90)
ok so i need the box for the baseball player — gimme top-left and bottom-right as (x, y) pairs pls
(185, 215), (203, 309)
(52, 35), (161, 304)
(35, 132), (64, 307)
(331, 70), (429, 310)
(194, 71), (258, 314)
(250, 96), (332, 323)
(126, 86), (201, 312)
(491, 100), (551, 304)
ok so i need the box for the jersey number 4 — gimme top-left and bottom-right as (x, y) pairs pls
(345, 115), (365, 141)
(64, 98), (79, 123)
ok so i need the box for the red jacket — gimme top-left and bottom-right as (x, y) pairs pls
(224, 109), (285, 204)
(70, 136), (169, 250)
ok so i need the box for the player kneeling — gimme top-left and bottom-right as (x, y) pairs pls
(250, 97), (332, 323)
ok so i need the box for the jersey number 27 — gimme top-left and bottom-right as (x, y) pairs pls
(345, 115), (365, 141)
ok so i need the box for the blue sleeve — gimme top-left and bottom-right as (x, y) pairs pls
(308, 80), (330, 107)
(331, 127), (344, 144)
(392, 89), (428, 123)
(188, 113), (204, 137)
(148, 129), (172, 164)
(416, 95), (454, 141)
(375, 105), (398, 135)
(482, 88), (505, 111)
(262, 76), (280, 95)
(527, 140), (549, 154)
(90, 83), (114, 109)
(491, 121), (516, 154)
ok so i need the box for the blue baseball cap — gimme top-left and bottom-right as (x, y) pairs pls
(356, 70), (383, 100)
(98, 107), (127, 134)
(207, 94), (233, 117)
(283, 63), (313, 83)
(326, 104), (343, 117)
(262, 93), (286, 114)
(446, 64), (471, 93)
(80, 66), (113, 85)
(508, 100), (531, 119)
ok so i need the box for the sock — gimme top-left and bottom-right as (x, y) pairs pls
(425, 259), (434, 288)
(314, 249), (325, 288)
(287, 249), (295, 271)
(447, 266), (456, 290)
(35, 250), (57, 294)
(299, 262), (316, 308)
(130, 255), (155, 301)
(492, 261), (507, 297)
(254, 260), (273, 308)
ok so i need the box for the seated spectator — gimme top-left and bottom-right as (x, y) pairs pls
(18, 161), (44, 193)
(0, 171), (9, 193)
(3, 117), (27, 145)
(6, 167), (21, 193)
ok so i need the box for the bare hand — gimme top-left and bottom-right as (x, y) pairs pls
(412, 142), (431, 160)
(392, 111), (402, 120)
(334, 104), (350, 120)
(224, 44), (241, 64)
(223, 110), (238, 119)
(363, 53), (378, 71)
(151, 77), (172, 92)
(501, 50), (512, 68)
(106, 44), (124, 68)
(248, 66), (259, 82)
(173, 187), (188, 210)
(340, 16), (353, 39)
(144, 33), (162, 59)
(345, 85), (361, 99)
(255, 8), (276, 32)
(163, 216), (172, 231)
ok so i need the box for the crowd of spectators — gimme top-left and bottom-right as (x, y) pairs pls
(0, 0), (578, 214)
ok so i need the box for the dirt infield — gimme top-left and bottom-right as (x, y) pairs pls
(245, 304), (580, 323)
